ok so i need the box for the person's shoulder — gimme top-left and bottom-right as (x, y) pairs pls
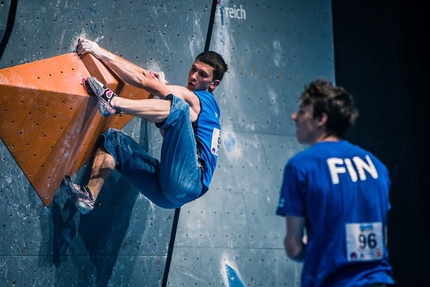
(356, 144), (387, 166)
(338, 141), (389, 169)
(343, 141), (379, 158)
(287, 147), (314, 166)
(193, 90), (214, 98)
(166, 85), (198, 101)
(167, 85), (195, 96)
(194, 90), (220, 108)
(287, 142), (338, 164)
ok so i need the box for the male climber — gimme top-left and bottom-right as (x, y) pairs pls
(61, 38), (228, 213)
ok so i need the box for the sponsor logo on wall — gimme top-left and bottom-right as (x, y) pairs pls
(216, 0), (247, 20)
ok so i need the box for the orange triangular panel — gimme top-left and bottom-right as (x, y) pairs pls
(0, 52), (150, 206)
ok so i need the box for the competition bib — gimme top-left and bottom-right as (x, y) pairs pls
(345, 222), (384, 261)
(211, 127), (221, 156)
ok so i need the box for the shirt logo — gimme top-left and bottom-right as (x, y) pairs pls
(326, 155), (379, 184)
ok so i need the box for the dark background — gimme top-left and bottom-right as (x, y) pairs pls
(332, 0), (428, 286)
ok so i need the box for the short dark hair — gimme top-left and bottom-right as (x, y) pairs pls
(300, 79), (359, 137)
(195, 51), (228, 82)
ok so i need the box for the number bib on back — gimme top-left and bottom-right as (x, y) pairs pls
(345, 222), (384, 261)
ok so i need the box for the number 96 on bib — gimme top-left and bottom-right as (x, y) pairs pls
(345, 222), (384, 261)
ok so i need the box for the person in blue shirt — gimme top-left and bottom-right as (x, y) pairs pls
(276, 79), (394, 287)
(62, 38), (227, 214)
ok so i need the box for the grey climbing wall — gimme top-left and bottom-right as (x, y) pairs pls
(0, 0), (334, 286)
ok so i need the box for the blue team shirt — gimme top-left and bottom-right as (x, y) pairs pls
(192, 91), (221, 193)
(277, 140), (394, 287)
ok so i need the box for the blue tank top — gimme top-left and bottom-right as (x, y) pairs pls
(192, 91), (221, 193)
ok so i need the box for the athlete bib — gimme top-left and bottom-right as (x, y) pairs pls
(345, 222), (384, 261)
